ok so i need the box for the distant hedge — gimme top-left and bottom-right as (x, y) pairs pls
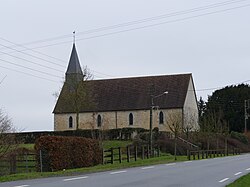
(15, 128), (147, 144)
(35, 136), (102, 172)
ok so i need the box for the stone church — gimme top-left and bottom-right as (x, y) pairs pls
(53, 44), (199, 132)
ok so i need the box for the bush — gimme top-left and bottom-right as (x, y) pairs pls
(35, 136), (102, 172)
(231, 131), (248, 144)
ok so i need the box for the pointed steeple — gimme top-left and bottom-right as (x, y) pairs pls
(65, 44), (83, 82)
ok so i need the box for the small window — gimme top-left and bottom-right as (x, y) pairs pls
(69, 116), (73, 128)
(159, 111), (164, 124)
(129, 113), (133, 125)
(97, 115), (102, 127)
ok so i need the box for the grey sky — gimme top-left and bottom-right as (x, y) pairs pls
(0, 0), (249, 131)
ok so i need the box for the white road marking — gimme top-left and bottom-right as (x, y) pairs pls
(219, 178), (229, 183)
(246, 168), (250, 171)
(110, 170), (127, 175)
(165, 163), (176, 166)
(14, 185), (30, 187)
(235, 172), (242, 176)
(141, 166), (155, 170)
(184, 161), (193, 163)
(63, 176), (89, 181)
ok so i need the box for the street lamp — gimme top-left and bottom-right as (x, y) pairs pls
(149, 91), (168, 155)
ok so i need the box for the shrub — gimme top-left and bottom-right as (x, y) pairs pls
(231, 131), (248, 144)
(35, 136), (102, 172)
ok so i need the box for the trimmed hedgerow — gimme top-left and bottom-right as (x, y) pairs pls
(15, 128), (147, 144)
(35, 136), (102, 172)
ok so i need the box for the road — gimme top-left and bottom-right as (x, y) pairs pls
(2, 154), (250, 187)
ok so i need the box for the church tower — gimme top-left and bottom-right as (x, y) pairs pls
(65, 43), (83, 82)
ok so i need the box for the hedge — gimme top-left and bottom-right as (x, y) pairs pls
(14, 128), (147, 144)
(35, 136), (102, 172)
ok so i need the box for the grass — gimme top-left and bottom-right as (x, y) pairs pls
(0, 154), (187, 183)
(227, 173), (250, 187)
(20, 144), (35, 150)
(101, 140), (132, 149)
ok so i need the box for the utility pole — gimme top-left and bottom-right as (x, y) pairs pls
(245, 99), (250, 133)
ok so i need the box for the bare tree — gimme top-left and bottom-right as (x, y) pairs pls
(0, 109), (17, 159)
(54, 66), (95, 130)
(183, 112), (198, 140)
(167, 111), (182, 160)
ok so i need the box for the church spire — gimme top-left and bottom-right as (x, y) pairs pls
(65, 43), (83, 82)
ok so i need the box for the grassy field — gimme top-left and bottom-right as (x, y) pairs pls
(20, 144), (35, 150)
(227, 173), (250, 187)
(101, 140), (132, 149)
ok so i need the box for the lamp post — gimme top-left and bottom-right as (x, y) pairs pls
(149, 91), (168, 155)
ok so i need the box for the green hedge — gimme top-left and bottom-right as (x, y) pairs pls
(14, 128), (147, 144)
(35, 136), (102, 172)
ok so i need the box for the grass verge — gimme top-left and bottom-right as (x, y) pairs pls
(226, 173), (250, 187)
(0, 154), (187, 183)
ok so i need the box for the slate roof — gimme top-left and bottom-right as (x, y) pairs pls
(53, 73), (192, 114)
(66, 44), (83, 75)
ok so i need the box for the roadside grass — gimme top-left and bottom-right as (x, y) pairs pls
(227, 173), (250, 187)
(0, 154), (187, 183)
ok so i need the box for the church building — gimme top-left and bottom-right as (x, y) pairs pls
(53, 44), (199, 132)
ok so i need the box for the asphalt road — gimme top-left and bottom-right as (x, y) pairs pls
(2, 154), (250, 187)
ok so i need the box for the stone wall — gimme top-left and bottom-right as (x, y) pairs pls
(54, 108), (183, 132)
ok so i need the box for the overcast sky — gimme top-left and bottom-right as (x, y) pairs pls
(0, 0), (249, 131)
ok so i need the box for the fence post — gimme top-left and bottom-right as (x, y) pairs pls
(147, 145), (150, 159)
(118, 147), (122, 163)
(111, 148), (114, 164)
(102, 149), (105, 164)
(39, 150), (43, 173)
(187, 150), (190, 160)
(198, 151), (200, 160)
(142, 146), (145, 160)
(127, 146), (130, 162)
(157, 146), (160, 157)
(201, 151), (204, 159)
(193, 152), (195, 160)
(134, 146), (137, 161)
(25, 152), (28, 173)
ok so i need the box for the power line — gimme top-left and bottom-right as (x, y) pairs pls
(0, 58), (62, 79)
(0, 75), (7, 85)
(0, 47), (64, 73)
(1, 1), (248, 81)
(0, 65), (59, 83)
(4, 0), (248, 48)
(0, 38), (65, 68)
(8, 3), (250, 53)
(0, 37), (114, 78)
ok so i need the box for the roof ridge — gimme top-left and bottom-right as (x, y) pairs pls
(89, 73), (192, 82)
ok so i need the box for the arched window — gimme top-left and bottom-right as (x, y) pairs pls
(129, 113), (133, 125)
(69, 116), (73, 128)
(159, 111), (164, 124)
(97, 115), (102, 127)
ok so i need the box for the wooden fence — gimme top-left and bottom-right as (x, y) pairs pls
(0, 151), (36, 175)
(187, 148), (241, 160)
(103, 145), (160, 164)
